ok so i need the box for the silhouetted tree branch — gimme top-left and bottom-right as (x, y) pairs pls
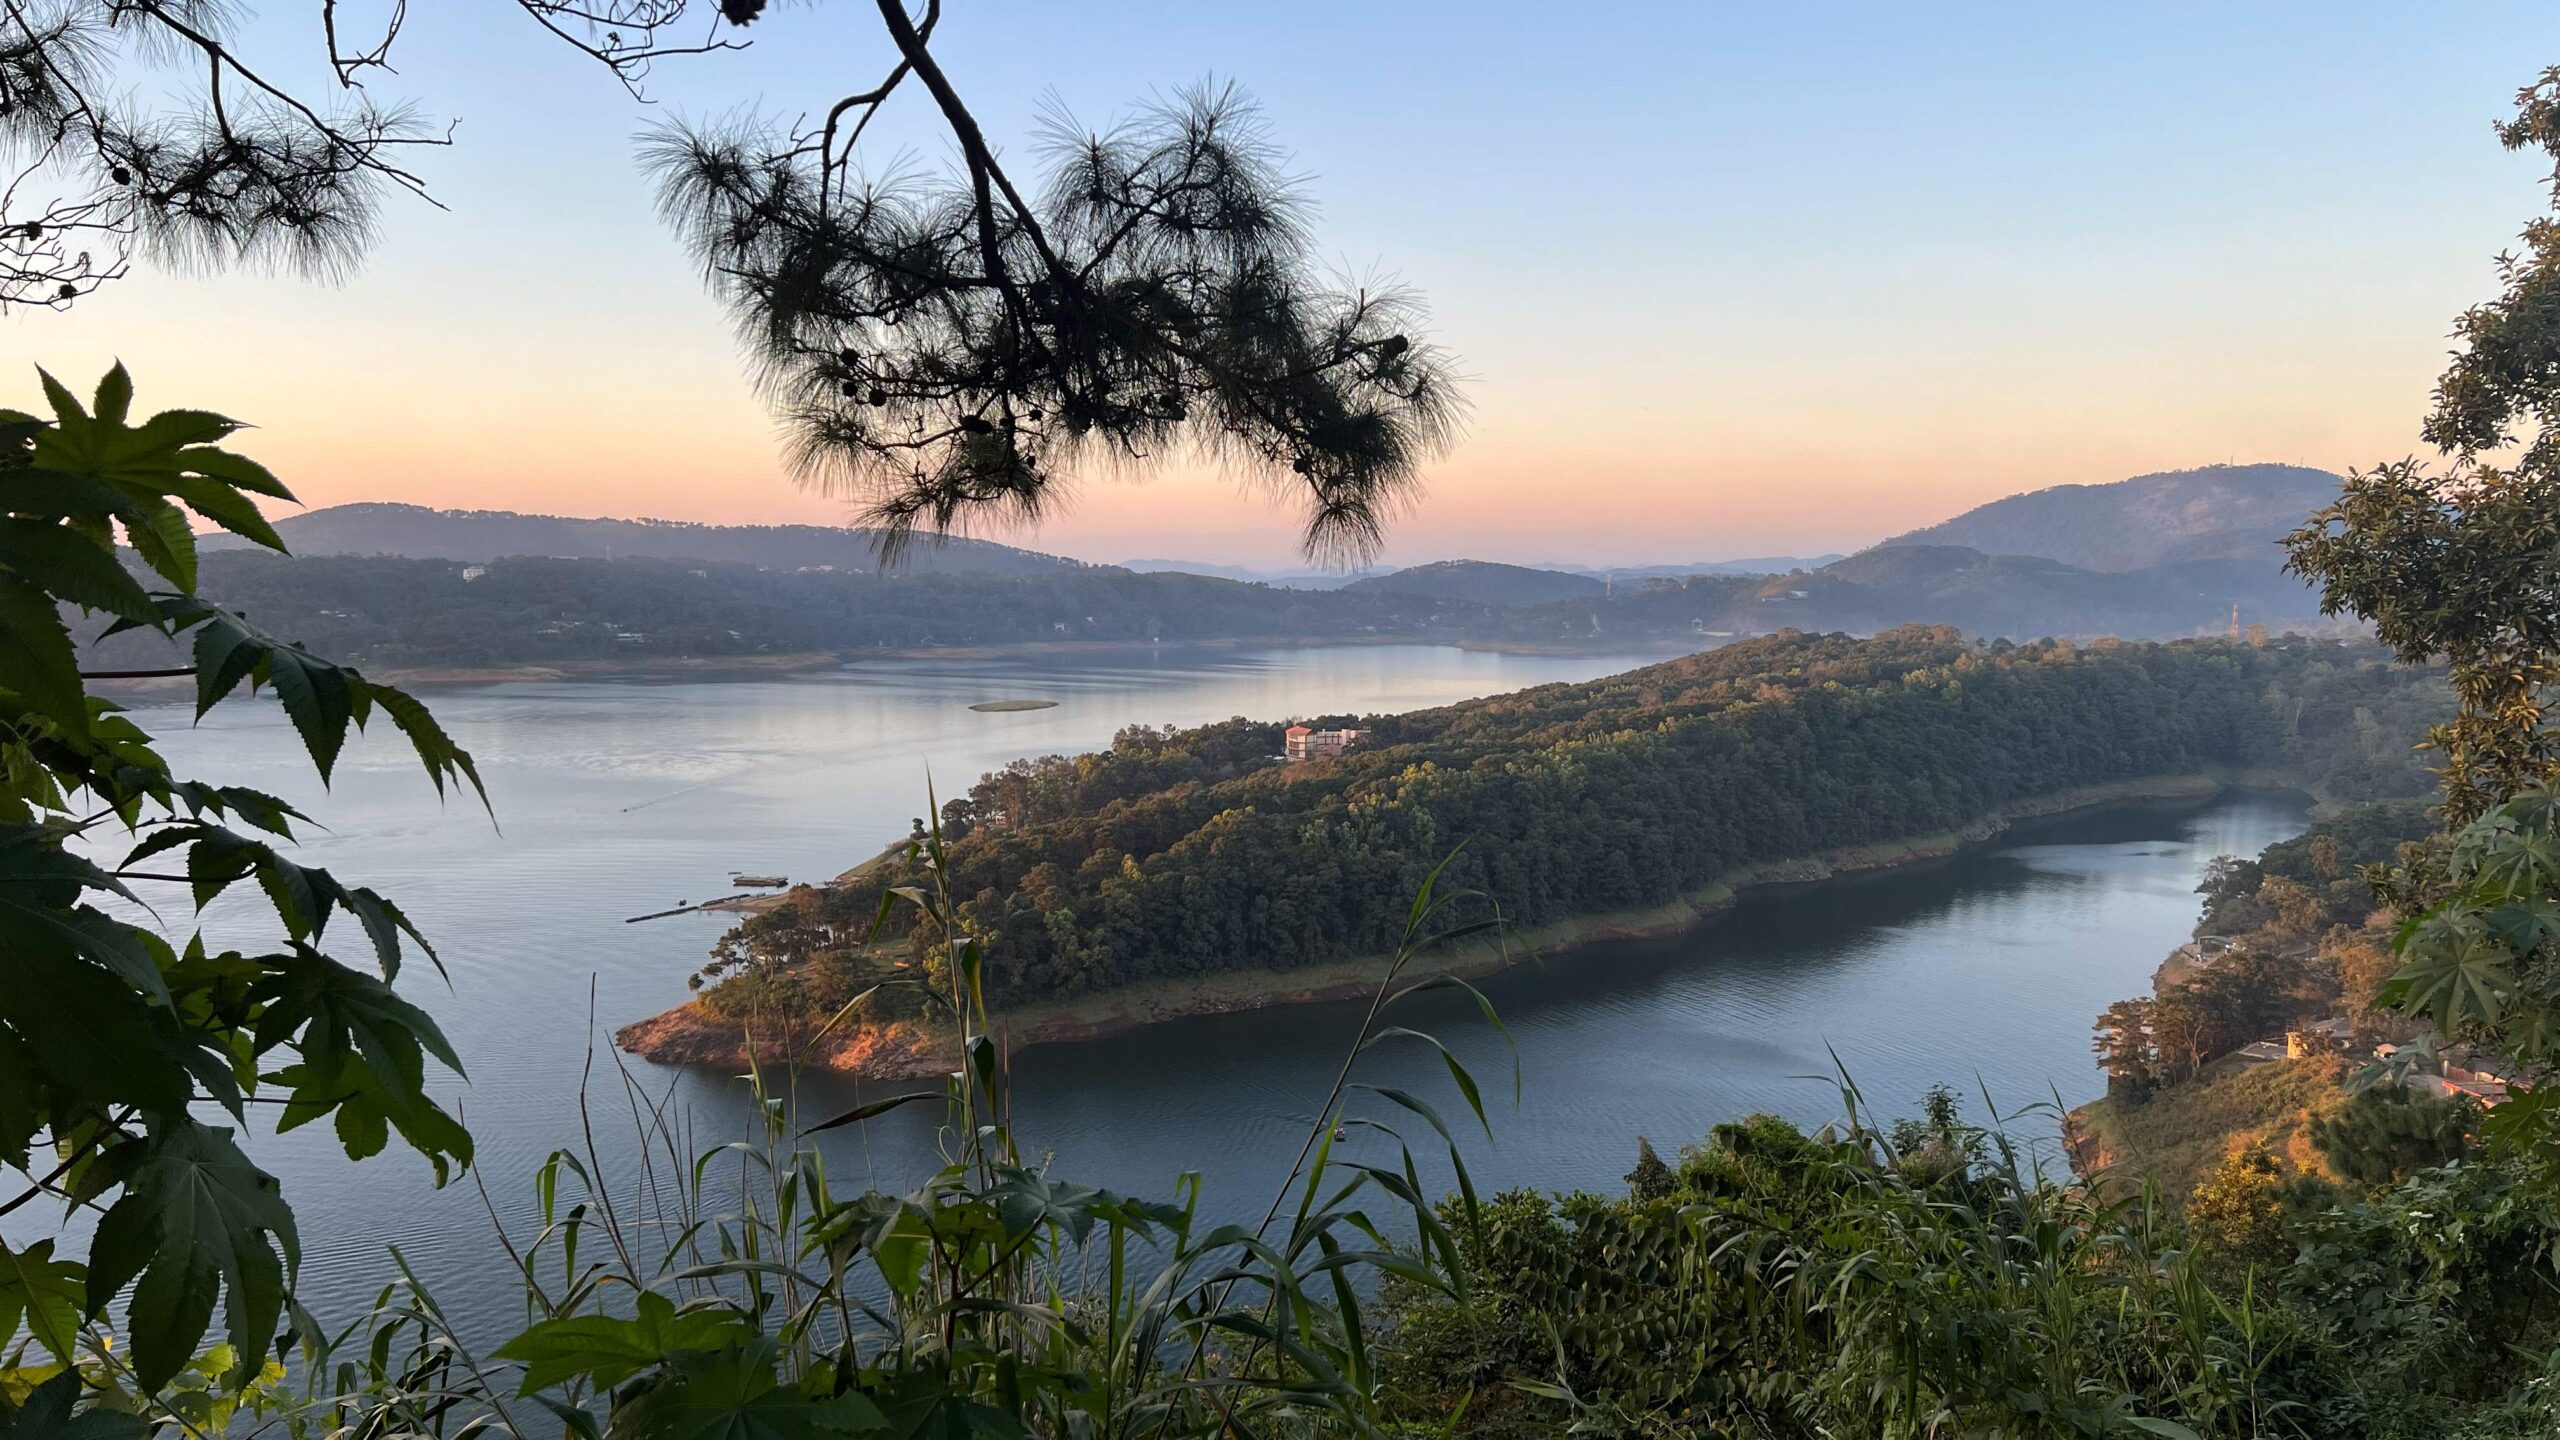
(0, 0), (756, 309)
(649, 69), (1464, 564)
(5, 1), (1464, 559)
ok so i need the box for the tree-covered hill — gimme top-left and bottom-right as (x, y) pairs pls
(1345, 559), (1606, 606)
(1495, 544), (2335, 645)
(694, 628), (2445, 1023)
(199, 501), (1098, 575)
(84, 535), (2359, 677)
(1876, 462), (2344, 571)
(74, 551), (1504, 671)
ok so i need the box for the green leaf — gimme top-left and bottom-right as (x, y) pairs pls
(92, 363), (133, 428)
(372, 683), (492, 815)
(172, 607), (486, 809)
(0, 573), (87, 730)
(161, 821), (425, 973)
(870, 1372), (1024, 1440)
(162, 474), (284, 552)
(0, 1372), (148, 1440)
(2482, 1081), (2560, 1158)
(179, 443), (292, 501)
(0, 1237), (84, 1363)
(123, 500), (197, 594)
(85, 1121), (296, 1392)
(260, 640), (357, 782)
(34, 368), (86, 432)
(802, 1091), (942, 1135)
(189, 610), (265, 716)
(2392, 915), (2516, 1032)
(249, 944), (468, 1173)
(871, 1207), (931, 1301)
(344, 885), (439, 981)
(0, 931), (192, 1116)
(611, 1343), (887, 1440)
(0, 518), (156, 622)
(497, 1291), (758, 1394)
(2483, 897), (2560, 955)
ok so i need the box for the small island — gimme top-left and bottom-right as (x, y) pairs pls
(620, 630), (2447, 1081)
(969, 698), (1058, 712)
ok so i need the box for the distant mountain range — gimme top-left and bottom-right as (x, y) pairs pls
(1878, 463), (2341, 572)
(1117, 559), (1374, 590)
(1483, 461), (2351, 645)
(1118, 555), (1834, 588)
(1346, 560), (1606, 607)
(1515, 544), (2330, 646)
(1530, 556), (1844, 579)
(204, 502), (1095, 577)
(111, 462), (2357, 674)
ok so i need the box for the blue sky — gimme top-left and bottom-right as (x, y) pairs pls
(20, 2), (2560, 565)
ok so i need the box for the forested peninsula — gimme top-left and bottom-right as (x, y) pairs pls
(619, 627), (2448, 1076)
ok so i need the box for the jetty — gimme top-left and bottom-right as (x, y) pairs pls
(625, 893), (756, 923)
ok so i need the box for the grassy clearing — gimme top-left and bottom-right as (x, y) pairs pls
(2075, 1057), (2353, 1199)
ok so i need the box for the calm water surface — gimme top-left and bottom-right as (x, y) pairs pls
(57, 644), (2304, 1334)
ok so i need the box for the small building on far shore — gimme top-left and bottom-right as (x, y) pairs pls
(1284, 725), (1365, 764)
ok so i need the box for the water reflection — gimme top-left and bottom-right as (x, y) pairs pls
(41, 646), (2301, 1339)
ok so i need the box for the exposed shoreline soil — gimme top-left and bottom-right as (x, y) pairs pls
(618, 771), (2304, 1081)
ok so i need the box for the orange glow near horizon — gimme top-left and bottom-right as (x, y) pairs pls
(6, 2), (2547, 569)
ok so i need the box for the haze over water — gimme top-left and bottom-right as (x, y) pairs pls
(75, 645), (2303, 1335)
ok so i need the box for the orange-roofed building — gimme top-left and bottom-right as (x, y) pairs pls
(1285, 725), (1363, 763)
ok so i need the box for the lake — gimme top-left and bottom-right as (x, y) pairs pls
(54, 643), (2305, 1335)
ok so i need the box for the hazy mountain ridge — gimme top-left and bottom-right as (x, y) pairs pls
(1505, 542), (2333, 645)
(1532, 556), (1842, 578)
(1345, 560), (1607, 607)
(127, 465), (2362, 675)
(1117, 559), (1378, 590)
(212, 502), (1100, 577)
(77, 551), (1501, 673)
(1877, 463), (2342, 572)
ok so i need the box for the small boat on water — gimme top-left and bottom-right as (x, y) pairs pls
(733, 874), (788, 888)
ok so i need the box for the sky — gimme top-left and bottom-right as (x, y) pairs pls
(15, 2), (2560, 569)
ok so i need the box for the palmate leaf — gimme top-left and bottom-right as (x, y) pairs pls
(0, 1373), (147, 1440)
(0, 366), (485, 1401)
(249, 944), (470, 1178)
(0, 516), (155, 623)
(369, 684), (490, 811)
(498, 1291), (759, 1394)
(161, 781), (307, 840)
(24, 365), (283, 567)
(0, 826), (175, 1013)
(2460, 807), (2560, 899)
(0, 1237), (84, 1363)
(2386, 914), (2516, 1033)
(2482, 1081), (2560, 1158)
(166, 600), (489, 812)
(2482, 896), (2560, 955)
(125, 500), (199, 595)
(864, 1371), (1019, 1440)
(85, 1120), (296, 1392)
(147, 821), (439, 979)
(266, 1054), (470, 1169)
(0, 572), (87, 731)
(611, 1343), (888, 1440)
(0, 930), (194, 1118)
